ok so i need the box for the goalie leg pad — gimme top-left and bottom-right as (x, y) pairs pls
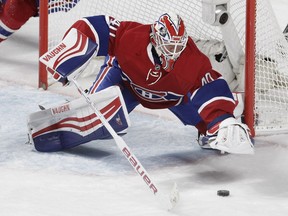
(27, 86), (130, 152)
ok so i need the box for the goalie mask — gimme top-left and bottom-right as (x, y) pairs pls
(151, 13), (188, 72)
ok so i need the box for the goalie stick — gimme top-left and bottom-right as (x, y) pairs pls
(39, 32), (179, 209)
(71, 78), (179, 210)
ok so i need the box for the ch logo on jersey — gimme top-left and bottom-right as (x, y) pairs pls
(146, 69), (162, 86)
(122, 72), (183, 103)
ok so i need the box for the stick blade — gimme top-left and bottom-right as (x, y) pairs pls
(168, 182), (180, 210)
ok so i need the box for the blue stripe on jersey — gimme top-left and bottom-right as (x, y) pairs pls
(0, 23), (13, 37)
(190, 78), (234, 114)
(89, 55), (122, 93)
(84, 16), (110, 56)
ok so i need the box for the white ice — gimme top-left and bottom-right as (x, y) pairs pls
(0, 1), (288, 215)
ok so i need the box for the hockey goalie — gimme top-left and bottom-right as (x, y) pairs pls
(30, 13), (254, 154)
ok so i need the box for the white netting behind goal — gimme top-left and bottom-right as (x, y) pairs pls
(253, 0), (288, 134)
(43, 0), (288, 135)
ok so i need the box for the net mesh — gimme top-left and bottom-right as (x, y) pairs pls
(44, 0), (288, 134)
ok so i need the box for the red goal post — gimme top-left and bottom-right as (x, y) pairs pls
(244, 1), (256, 136)
(38, 0), (288, 136)
(39, 0), (49, 91)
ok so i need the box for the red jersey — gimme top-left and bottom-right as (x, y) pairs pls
(69, 16), (235, 126)
(107, 21), (221, 109)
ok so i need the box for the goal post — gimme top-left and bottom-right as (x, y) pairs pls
(244, 0), (256, 137)
(39, 0), (49, 90)
(38, 0), (288, 136)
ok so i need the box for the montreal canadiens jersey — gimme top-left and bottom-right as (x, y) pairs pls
(69, 15), (234, 116)
(110, 21), (221, 109)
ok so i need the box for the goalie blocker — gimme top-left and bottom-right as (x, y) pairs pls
(27, 86), (130, 152)
(39, 28), (98, 84)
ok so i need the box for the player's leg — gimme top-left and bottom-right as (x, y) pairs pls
(28, 86), (130, 152)
(89, 55), (140, 113)
(0, 0), (37, 43)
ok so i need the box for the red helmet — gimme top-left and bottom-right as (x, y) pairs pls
(151, 13), (188, 71)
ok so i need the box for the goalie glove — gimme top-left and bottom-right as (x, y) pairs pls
(204, 117), (254, 154)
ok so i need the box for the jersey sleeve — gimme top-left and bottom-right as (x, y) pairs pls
(190, 72), (236, 130)
(183, 42), (236, 131)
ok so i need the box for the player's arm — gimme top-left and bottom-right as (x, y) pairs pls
(191, 70), (254, 154)
(191, 70), (236, 125)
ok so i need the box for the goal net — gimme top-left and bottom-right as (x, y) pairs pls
(39, 0), (288, 136)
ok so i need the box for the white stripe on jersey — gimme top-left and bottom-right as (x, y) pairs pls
(81, 18), (100, 55)
(89, 55), (115, 93)
(0, 34), (7, 40)
(108, 16), (120, 38)
(0, 20), (16, 32)
(109, 32), (116, 37)
(198, 96), (235, 114)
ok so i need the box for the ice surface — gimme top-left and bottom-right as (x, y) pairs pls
(0, 1), (288, 215)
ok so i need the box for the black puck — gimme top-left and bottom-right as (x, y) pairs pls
(217, 190), (230, 197)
